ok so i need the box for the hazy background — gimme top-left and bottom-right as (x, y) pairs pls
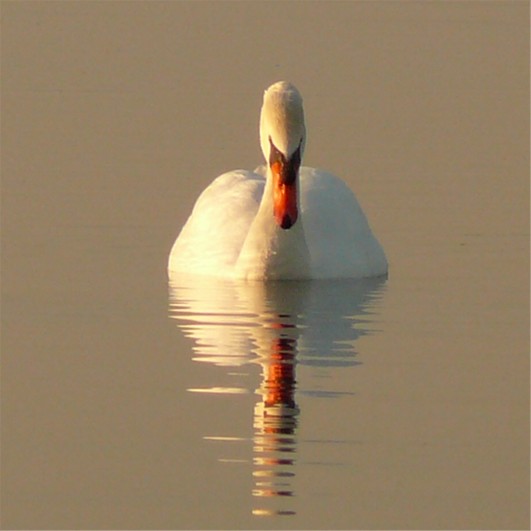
(2, 1), (529, 529)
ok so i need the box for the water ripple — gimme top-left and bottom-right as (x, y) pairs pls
(169, 276), (386, 516)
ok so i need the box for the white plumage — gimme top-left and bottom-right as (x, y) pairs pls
(168, 82), (387, 280)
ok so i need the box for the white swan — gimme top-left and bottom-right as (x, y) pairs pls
(168, 81), (387, 280)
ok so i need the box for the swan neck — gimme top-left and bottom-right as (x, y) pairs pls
(234, 168), (311, 280)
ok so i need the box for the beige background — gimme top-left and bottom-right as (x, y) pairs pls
(2, 1), (529, 529)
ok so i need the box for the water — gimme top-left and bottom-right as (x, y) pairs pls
(2, 2), (529, 530)
(169, 277), (386, 519)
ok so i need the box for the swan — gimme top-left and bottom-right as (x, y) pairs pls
(168, 81), (387, 280)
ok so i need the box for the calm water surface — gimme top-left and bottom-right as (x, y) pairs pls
(2, 2), (529, 530)
(169, 277), (386, 519)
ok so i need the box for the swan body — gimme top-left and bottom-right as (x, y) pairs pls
(168, 82), (387, 280)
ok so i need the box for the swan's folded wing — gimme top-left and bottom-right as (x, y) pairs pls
(168, 170), (265, 277)
(300, 167), (388, 278)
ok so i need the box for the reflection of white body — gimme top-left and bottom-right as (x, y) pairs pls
(168, 277), (385, 367)
(168, 81), (387, 280)
(169, 276), (386, 516)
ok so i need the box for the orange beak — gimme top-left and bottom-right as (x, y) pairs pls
(271, 160), (298, 230)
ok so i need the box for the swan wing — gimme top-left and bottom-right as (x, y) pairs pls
(168, 170), (265, 276)
(300, 167), (388, 278)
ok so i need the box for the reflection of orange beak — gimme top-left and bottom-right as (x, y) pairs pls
(271, 160), (298, 230)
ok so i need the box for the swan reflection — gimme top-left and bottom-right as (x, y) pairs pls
(169, 276), (385, 516)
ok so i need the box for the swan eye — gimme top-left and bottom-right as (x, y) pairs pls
(268, 137), (302, 169)
(268, 137), (285, 166)
(291, 141), (302, 168)
(268, 136), (301, 187)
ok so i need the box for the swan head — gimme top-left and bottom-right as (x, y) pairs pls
(259, 81), (306, 230)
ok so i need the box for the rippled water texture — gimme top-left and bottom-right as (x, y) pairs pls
(2, 2), (529, 529)
(169, 277), (386, 517)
